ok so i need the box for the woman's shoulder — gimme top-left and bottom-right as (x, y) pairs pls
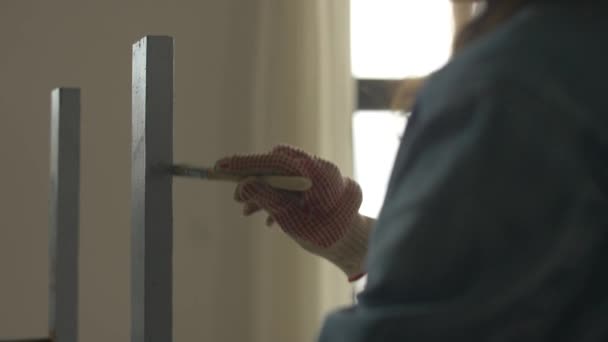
(417, 4), (608, 121)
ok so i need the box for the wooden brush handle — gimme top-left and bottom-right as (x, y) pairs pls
(207, 170), (313, 192)
(171, 165), (313, 192)
(256, 175), (313, 192)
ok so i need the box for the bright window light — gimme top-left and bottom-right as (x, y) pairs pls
(352, 111), (407, 218)
(350, 2), (455, 294)
(351, 0), (454, 79)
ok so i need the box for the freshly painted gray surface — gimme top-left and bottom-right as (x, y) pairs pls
(131, 36), (174, 342)
(49, 88), (80, 342)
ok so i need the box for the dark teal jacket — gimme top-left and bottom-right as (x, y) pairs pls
(320, 3), (608, 341)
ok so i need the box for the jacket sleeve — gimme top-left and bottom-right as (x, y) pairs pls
(318, 77), (603, 341)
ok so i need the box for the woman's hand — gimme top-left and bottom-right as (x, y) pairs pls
(216, 144), (372, 281)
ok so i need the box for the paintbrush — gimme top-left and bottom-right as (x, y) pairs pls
(170, 164), (313, 192)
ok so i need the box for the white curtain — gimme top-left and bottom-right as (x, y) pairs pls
(246, 1), (354, 341)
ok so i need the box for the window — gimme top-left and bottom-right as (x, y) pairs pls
(353, 111), (406, 217)
(351, 0), (457, 218)
(350, 1), (472, 293)
(351, 0), (454, 79)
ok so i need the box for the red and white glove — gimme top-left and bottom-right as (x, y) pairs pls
(215, 144), (372, 281)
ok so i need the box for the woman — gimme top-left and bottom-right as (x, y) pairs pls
(217, 0), (608, 340)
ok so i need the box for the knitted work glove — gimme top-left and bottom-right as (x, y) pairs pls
(216, 144), (371, 281)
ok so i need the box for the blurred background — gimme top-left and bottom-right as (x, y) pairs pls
(0, 1), (473, 341)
